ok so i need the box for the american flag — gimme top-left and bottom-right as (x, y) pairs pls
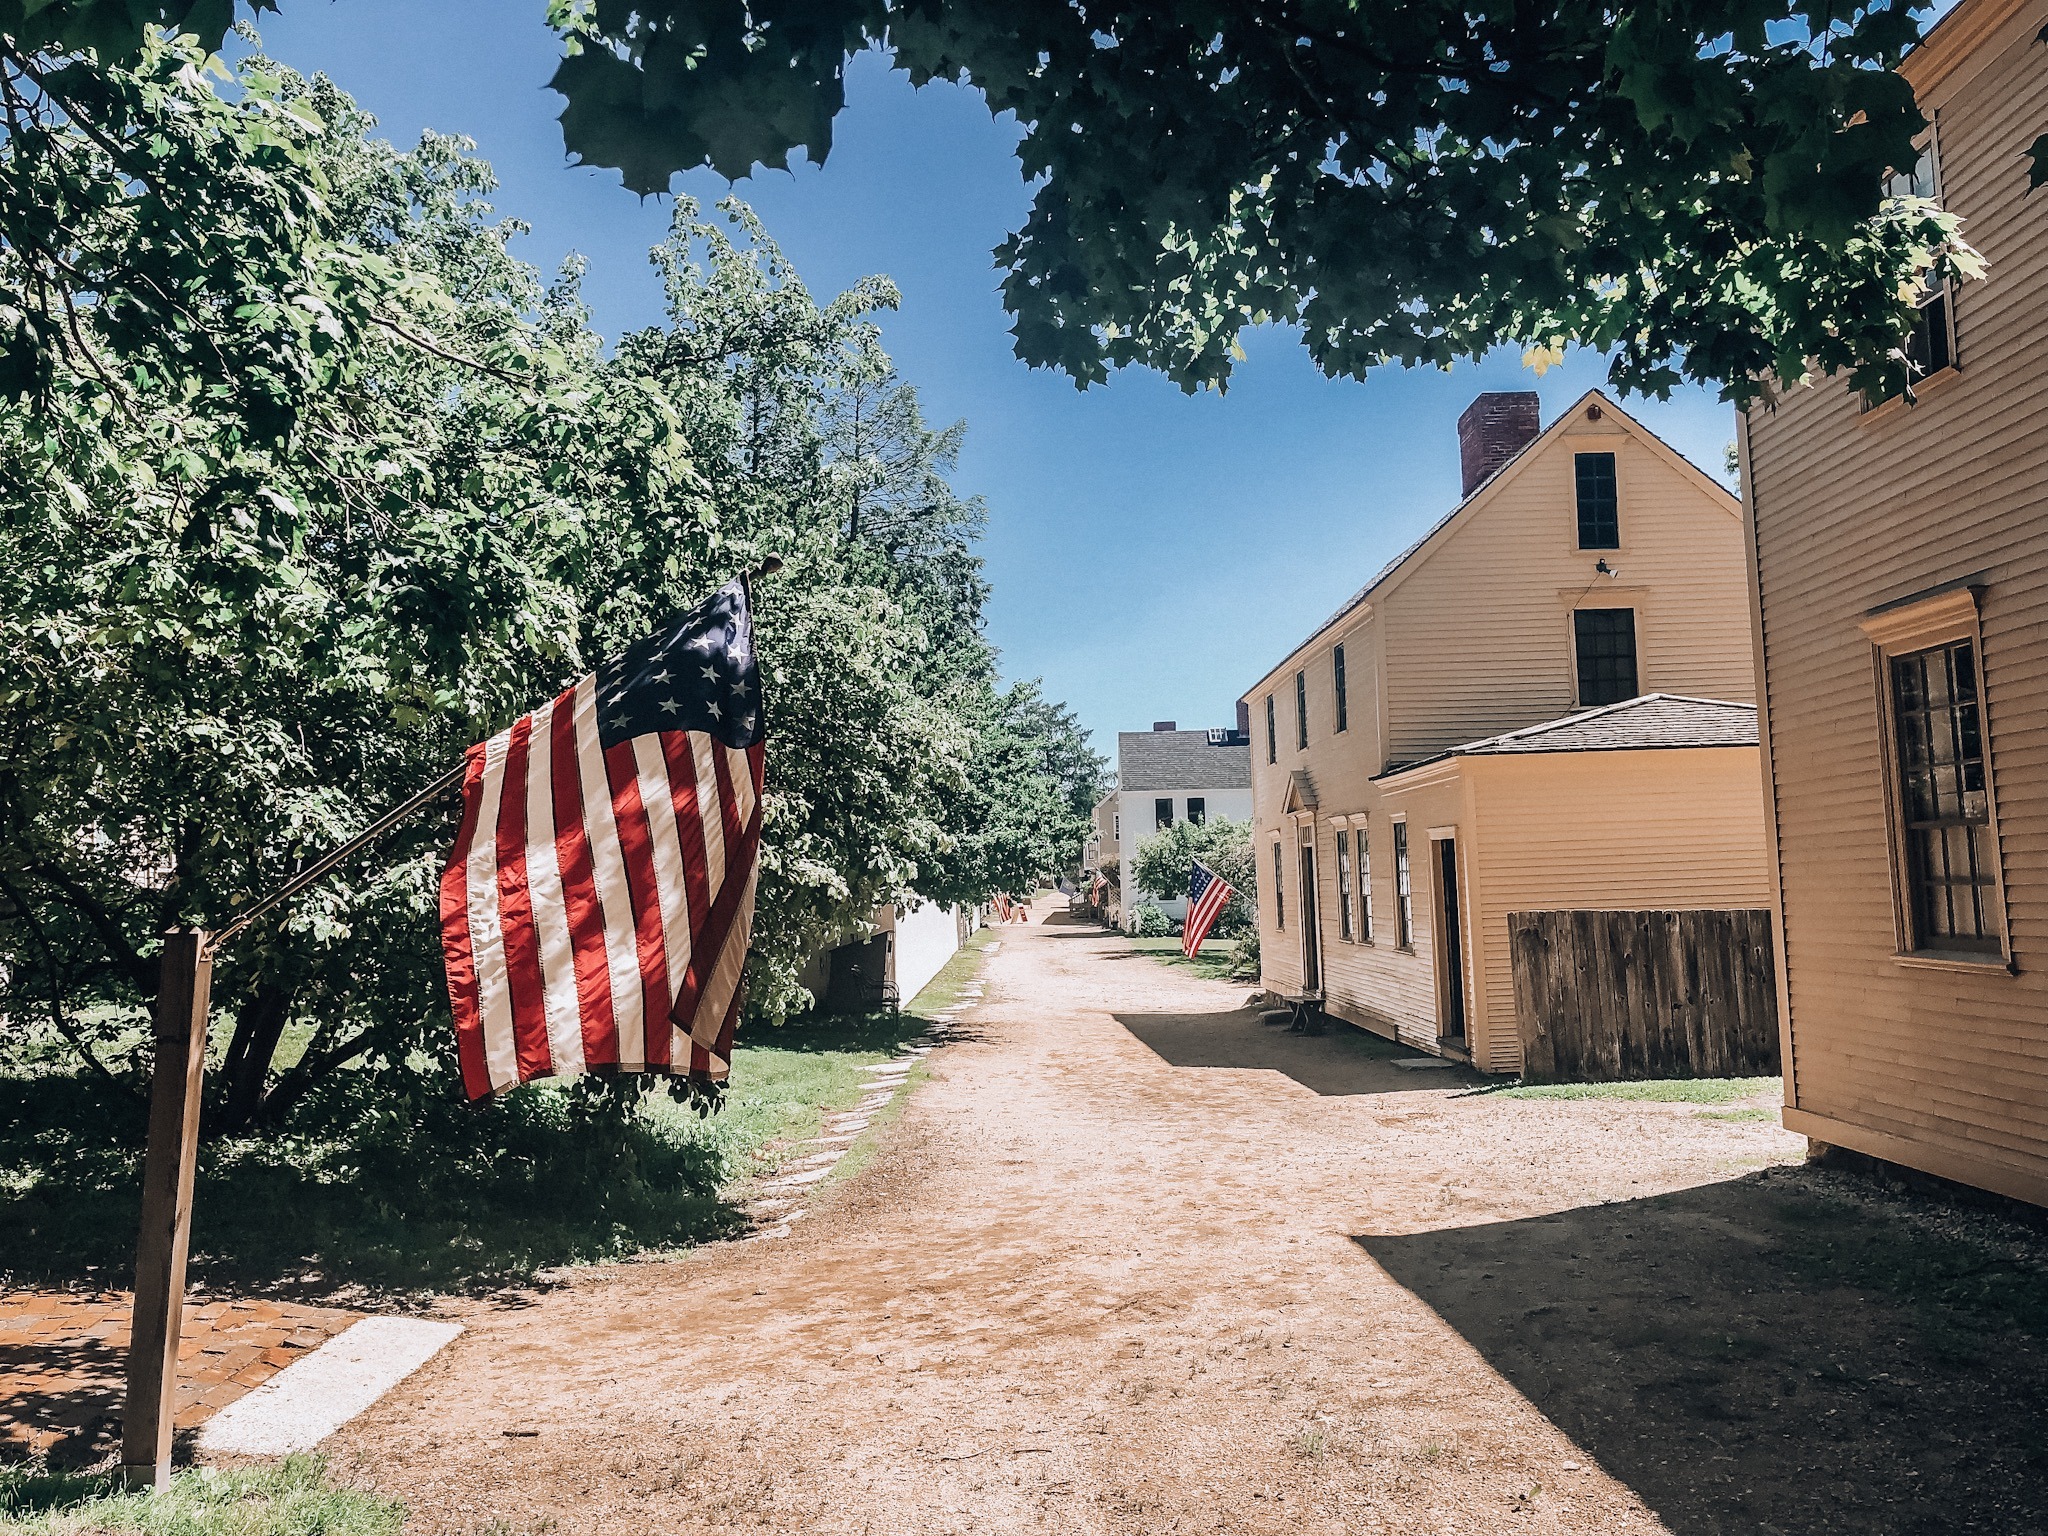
(1183, 860), (1235, 958)
(440, 578), (766, 1100)
(994, 894), (1013, 922)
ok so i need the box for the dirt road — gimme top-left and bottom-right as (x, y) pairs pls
(334, 913), (2048, 1536)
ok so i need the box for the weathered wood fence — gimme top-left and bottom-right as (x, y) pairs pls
(1509, 909), (1780, 1083)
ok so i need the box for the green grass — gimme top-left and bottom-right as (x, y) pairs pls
(1125, 934), (1243, 982)
(1482, 1076), (1781, 1105)
(0, 1457), (401, 1536)
(0, 1005), (946, 1299)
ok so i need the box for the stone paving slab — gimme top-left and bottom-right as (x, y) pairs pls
(0, 1289), (357, 1466)
(195, 1317), (462, 1457)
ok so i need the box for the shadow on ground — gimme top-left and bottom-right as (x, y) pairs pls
(0, 1009), (936, 1303)
(0, 1336), (124, 1468)
(1029, 910), (1112, 937)
(1114, 1006), (1469, 1097)
(1356, 1167), (2048, 1535)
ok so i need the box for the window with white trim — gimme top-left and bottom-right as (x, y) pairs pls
(1393, 820), (1413, 949)
(1359, 819), (1374, 942)
(1335, 828), (1353, 941)
(1271, 839), (1286, 930)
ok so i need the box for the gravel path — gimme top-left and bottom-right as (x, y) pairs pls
(332, 910), (1974, 1535)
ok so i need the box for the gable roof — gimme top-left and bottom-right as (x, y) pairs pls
(1900, 0), (2027, 95)
(1282, 770), (1319, 813)
(1376, 695), (1757, 782)
(1118, 730), (1252, 792)
(1241, 389), (1739, 700)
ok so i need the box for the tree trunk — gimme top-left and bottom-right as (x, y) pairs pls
(211, 977), (295, 1136)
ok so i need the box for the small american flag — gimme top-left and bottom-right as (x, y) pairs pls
(994, 894), (1013, 922)
(440, 578), (765, 1099)
(1183, 860), (1235, 958)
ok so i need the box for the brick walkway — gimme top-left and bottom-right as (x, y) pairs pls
(0, 1290), (357, 1466)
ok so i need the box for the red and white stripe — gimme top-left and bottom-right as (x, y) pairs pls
(439, 678), (765, 1100)
(1183, 867), (1235, 958)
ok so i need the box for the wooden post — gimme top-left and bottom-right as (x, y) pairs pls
(121, 930), (213, 1491)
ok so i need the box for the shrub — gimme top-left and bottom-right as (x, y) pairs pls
(1130, 817), (1257, 935)
(1132, 904), (1180, 938)
(1229, 931), (1261, 981)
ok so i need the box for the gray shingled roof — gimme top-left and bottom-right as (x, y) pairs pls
(1118, 730), (1253, 791)
(1393, 695), (1756, 773)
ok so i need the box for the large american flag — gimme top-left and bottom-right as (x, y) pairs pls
(440, 578), (766, 1100)
(1183, 860), (1235, 958)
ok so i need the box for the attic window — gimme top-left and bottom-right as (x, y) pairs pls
(1575, 453), (1619, 549)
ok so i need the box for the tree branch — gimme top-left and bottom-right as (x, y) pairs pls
(0, 868), (140, 1098)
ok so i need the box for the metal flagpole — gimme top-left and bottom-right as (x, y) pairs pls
(118, 555), (782, 1490)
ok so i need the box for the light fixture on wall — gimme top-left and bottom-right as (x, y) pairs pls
(1595, 558), (1621, 578)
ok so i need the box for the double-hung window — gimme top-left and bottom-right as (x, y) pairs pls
(1359, 821), (1374, 942)
(1155, 797), (1173, 830)
(1272, 839), (1286, 930)
(1393, 821), (1413, 949)
(1265, 695), (1277, 764)
(1333, 645), (1349, 733)
(1864, 585), (2007, 963)
(1335, 829), (1354, 941)
(1295, 670), (1308, 750)
(1575, 453), (1620, 549)
(1574, 608), (1639, 706)
(1891, 641), (1997, 952)
(1881, 141), (1957, 391)
(1187, 797), (1206, 826)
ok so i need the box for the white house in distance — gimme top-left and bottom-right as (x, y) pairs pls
(1097, 721), (1253, 929)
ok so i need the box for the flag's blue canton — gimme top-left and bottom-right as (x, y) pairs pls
(594, 580), (763, 752)
(1188, 863), (1215, 905)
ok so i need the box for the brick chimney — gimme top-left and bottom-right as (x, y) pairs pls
(1457, 391), (1542, 498)
(1235, 700), (1251, 740)
(1152, 720), (1178, 733)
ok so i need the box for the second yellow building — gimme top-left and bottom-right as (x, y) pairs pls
(1243, 390), (1771, 1074)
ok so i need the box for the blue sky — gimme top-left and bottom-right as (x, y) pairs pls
(251, 1), (1739, 755)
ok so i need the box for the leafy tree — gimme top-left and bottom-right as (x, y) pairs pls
(532, 0), (1990, 405)
(18, 3), (2009, 407)
(8, 3), (2003, 403)
(0, 40), (691, 1132)
(919, 680), (1106, 905)
(0, 43), (1098, 1132)
(1131, 818), (1258, 937)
